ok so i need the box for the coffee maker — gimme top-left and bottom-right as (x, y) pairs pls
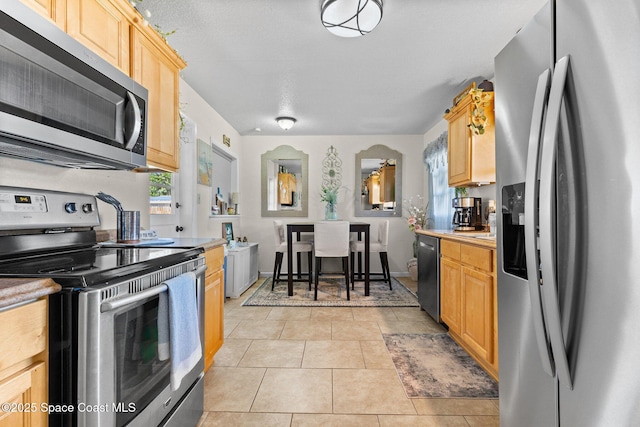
(452, 197), (484, 231)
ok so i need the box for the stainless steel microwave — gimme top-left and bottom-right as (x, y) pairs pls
(0, 1), (147, 170)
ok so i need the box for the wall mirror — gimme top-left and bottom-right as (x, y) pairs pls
(355, 144), (402, 217)
(261, 145), (309, 217)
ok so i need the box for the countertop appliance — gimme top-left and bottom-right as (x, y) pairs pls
(0, 1), (147, 170)
(495, 1), (640, 425)
(416, 234), (440, 322)
(0, 186), (205, 427)
(451, 197), (483, 231)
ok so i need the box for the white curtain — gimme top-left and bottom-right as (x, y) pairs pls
(424, 131), (454, 230)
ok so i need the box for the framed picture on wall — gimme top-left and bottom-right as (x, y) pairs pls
(222, 222), (234, 242)
(197, 138), (212, 186)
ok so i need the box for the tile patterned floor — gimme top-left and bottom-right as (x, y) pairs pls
(198, 277), (500, 427)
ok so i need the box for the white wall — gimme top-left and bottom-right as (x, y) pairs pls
(0, 157), (150, 230)
(240, 134), (425, 276)
(179, 80), (243, 240)
(179, 79), (430, 276)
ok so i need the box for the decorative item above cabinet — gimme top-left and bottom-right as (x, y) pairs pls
(444, 83), (496, 187)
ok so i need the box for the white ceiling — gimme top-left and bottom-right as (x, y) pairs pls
(141, 0), (547, 136)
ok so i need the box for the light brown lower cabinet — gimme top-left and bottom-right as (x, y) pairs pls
(0, 298), (49, 427)
(203, 246), (225, 372)
(440, 239), (498, 380)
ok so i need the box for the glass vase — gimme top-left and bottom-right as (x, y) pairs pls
(325, 203), (338, 220)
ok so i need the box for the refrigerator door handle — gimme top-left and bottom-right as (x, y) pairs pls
(524, 68), (555, 377)
(539, 55), (573, 390)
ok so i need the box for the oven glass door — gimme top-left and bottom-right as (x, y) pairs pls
(113, 294), (170, 426)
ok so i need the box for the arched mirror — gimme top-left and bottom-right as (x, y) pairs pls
(261, 145), (309, 217)
(355, 145), (402, 217)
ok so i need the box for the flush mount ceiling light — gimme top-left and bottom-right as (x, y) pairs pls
(321, 0), (383, 38)
(276, 117), (297, 131)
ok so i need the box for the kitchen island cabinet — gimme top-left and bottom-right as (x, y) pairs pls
(203, 245), (225, 372)
(444, 90), (496, 187)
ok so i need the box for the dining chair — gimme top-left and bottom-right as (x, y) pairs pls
(313, 221), (350, 300)
(272, 220), (313, 290)
(350, 220), (391, 289)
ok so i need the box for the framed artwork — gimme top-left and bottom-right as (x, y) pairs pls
(197, 138), (212, 186)
(222, 222), (234, 242)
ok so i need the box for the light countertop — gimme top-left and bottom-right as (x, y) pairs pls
(416, 229), (497, 249)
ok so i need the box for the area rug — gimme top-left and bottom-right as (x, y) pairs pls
(383, 333), (499, 399)
(241, 276), (419, 307)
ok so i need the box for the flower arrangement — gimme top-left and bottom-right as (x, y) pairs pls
(320, 184), (338, 205)
(468, 88), (492, 135)
(403, 195), (429, 232)
(320, 184), (339, 220)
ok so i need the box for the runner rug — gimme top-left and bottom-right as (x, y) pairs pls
(242, 276), (419, 307)
(383, 333), (499, 398)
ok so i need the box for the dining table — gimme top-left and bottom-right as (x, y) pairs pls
(286, 222), (370, 297)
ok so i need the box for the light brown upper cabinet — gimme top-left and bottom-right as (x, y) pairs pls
(20, 0), (66, 28)
(277, 173), (297, 206)
(22, 0), (187, 172)
(132, 26), (186, 172)
(66, 0), (133, 75)
(444, 91), (496, 187)
(378, 164), (395, 202)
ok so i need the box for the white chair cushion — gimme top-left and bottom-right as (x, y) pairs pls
(349, 240), (385, 253)
(274, 220), (312, 253)
(350, 220), (389, 252)
(314, 221), (350, 257)
(276, 240), (313, 253)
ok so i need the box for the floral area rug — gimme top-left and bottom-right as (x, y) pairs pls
(383, 333), (499, 398)
(241, 276), (419, 307)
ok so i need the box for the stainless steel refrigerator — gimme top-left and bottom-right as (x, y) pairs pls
(495, 1), (640, 425)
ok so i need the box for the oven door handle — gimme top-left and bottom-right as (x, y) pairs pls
(102, 284), (167, 312)
(101, 264), (207, 312)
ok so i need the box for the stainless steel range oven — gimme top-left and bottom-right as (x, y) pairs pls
(0, 186), (206, 427)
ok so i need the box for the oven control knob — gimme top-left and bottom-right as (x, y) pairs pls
(82, 203), (94, 213)
(64, 202), (77, 213)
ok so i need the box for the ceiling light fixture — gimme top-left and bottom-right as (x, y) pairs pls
(321, 0), (383, 38)
(276, 117), (297, 131)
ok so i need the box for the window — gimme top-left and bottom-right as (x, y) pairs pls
(149, 172), (173, 215)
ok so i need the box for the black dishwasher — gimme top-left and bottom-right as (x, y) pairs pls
(417, 234), (440, 322)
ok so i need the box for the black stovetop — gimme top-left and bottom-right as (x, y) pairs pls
(0, 245), (202, 287)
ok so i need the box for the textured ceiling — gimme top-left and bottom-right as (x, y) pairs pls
(141, 0), (547, 136)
